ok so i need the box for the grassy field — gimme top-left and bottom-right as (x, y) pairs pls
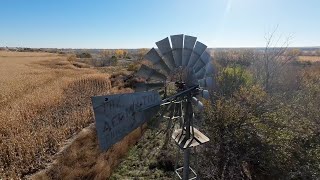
(0, 51), (116, 178)
(298, 55), (320, 62)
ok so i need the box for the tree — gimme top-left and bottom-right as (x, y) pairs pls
(214, 49), (256, 68)
(123, 50), (129, 58)
(316, 49), (320, 56)
(115, 49), (128, 59)
(100, 50), (118, 66)
(287, 48), (301, 57)
(101, 50), (113, 59)
(218, 66), (253, 97)
(252, 28), (297, 91)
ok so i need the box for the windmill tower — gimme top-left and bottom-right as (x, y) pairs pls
(91, 34), (215, 179)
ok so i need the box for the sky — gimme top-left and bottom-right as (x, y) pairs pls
(0, 0), (319, 48)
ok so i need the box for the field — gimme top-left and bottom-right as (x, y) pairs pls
(1, 49), (320, 179)
(0, 51), (132, 178)
(298, 55), (320, 62)
(0, 50), (184, 179)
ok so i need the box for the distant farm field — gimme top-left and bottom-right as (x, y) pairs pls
(298, 55), (320, 62)
(0, 51), (114, 178)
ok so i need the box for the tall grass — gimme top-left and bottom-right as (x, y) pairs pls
(0, 52), (114, 178)
(32, 123), (146, 179)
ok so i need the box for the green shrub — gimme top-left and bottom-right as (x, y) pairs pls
(110, 56), (118, 65)
(127, 62), (140, 72)
(217, 66), (253, 96)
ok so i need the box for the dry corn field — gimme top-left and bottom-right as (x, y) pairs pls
(0, 51), (131, 178)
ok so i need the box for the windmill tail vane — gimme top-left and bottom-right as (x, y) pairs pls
(91, 34), (215, 180)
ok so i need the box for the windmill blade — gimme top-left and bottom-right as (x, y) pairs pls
(135, 64), (167, 82)
(156, 37), (176, 70)
(195, 67), (206, 80)
(171, 34), (183, 67)
(182, 35), (197, 67)
(91, 91), (161, 151)
(134, 82), (165, 92)
(205, 62), (215, 76)
(195, 61), (215, 79)
(145, 48), (171, 75)
(194, 87), (210, 100)
(184, 67), (199, 87)
(193, 50), (211, 73)
(200, 89), (210, 99)
(191, 96), (204, 111)
(187, 41), (207, 68)
(198, 76), (215, 90)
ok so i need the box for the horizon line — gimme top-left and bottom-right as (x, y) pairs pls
(2, 46), (319, 49)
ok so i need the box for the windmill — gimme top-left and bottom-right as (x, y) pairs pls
(91, 34), (215, 180)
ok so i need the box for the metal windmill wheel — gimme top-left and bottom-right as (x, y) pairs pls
(134, 34), (215, 179)
(91, 34), (216, 180)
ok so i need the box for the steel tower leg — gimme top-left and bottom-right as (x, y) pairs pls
(183, 97), (192, 180)
(183, 148), (191, 179)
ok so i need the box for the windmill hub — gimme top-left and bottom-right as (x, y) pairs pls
(174, 82), (187, 91)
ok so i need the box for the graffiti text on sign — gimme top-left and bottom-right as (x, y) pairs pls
(92, 91), (161, 151)
(133, 93), (159, 111)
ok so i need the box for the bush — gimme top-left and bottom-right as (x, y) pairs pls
(217, 66), (253, 96)
(201, 82), (319, 179)
(76, 52), (92, 58)
(201, 85), (267, 179)
(127, 62), (140, 72)
(67, 54), (77, 62)
(98, 56), (118, 67)
(214, 50), (256, 67)
(200, 65), (320, 179)
(109, 56), (118, 66)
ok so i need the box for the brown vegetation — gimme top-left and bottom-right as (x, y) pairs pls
(1, 47), (319, 179)
(199, 49), (320, 179)
(112, 47), (320, 179)
(0, 51), (115, 178)
(298, 55), (320, 62)
(32, 123), (147, 179)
